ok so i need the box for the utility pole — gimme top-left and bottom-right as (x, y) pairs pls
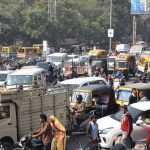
(133, 16), (137, 45)
(48, 0), (51, 22)
(109, 0), (112, 53)
(48, 0), (57, 22)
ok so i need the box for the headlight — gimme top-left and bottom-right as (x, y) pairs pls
(19, 136), (26, 146)
(100, 127), (114, 134)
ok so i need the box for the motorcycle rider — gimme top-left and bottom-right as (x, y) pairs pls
(72, 95), (85, 127)
(32, 113), (52, 150)
(114, 70), (123, 80)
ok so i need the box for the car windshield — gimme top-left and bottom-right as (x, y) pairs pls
(108, 58), (115, 62)
(72, 91), (91, 102)
(7, 75), (32, 85)
(0, 74), (7, 81)
(117, 90), (132, 102)
(48, 56), (62, 62)
(80, 57), (89, 62)
(117, 61), (126, 68)
(36, 63), (49, 70)
(111, 106), (142, 123)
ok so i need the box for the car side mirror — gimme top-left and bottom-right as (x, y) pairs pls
(136, 119), (143, 126)
(4, 81), (7, 87)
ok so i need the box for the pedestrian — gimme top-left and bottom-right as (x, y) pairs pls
(139, 91), (149, 102)
(48, 64), (53, 83)
(86, 115), (99, 142)
(120, 105), (133, 149)
(49, 115), (66, 150)
(128, 88), (138, 105)
(107, 74), (114, 88)
(32, 113), (52, 150)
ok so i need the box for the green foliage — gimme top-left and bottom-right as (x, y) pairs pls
(0, 0), (147, 47)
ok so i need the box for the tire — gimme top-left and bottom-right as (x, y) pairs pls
(2, 142), (12, 150)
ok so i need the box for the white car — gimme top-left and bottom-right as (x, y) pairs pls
(97, 102), (150, 148)
(116, 44), (130, 53)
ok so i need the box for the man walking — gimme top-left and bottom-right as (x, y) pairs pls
(120, 105), (133, 149)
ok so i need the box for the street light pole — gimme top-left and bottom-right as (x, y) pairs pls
(109, 0), (112, 53)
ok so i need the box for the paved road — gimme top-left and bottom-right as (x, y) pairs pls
(66, 134), (88, 150)
(66, 76), (149, 149)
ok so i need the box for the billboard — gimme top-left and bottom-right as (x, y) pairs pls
(131, 0), (150, 14)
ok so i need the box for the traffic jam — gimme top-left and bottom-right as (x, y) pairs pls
(0, 42), (150, 150)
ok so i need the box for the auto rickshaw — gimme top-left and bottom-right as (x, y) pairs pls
(115, 53), (137, 79)
(107, 56), (116, 74)
(71, 85), (116, 116)
(88, 49), (107, 58)
(116, 83), (150, 106)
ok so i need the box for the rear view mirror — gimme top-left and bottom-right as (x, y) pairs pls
(4, 81), (7, 87)
(136, 119), (143, 126)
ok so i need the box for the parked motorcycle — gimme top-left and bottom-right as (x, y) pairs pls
(13, 133), (43, 150)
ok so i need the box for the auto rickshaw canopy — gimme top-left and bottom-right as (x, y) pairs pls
(73, 84), (113, 94)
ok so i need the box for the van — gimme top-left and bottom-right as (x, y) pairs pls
(6, 68), (46, 89)
(0, 70), (14, 87)
(130, 45), (146, 55)
(46, 53), (68, 67)
(116, 44), (130, 53)
(59, 77), (109, 95)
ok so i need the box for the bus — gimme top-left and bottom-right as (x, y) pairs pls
(1, 46), (17, 58)
(17, 47), (36, 59)
(32, 44), (43, 55)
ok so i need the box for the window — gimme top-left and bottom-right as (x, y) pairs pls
(7, 75), (32, 85)
(0, 105), (10, 120)
(89, 81), (99, 85)
(38, 74), (41, 80)
(97, 80), (106, 85)
(34, 76), (37, 80)
(82, 83), (88, 86)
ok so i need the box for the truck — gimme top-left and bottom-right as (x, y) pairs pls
(0, 86), (69, 147)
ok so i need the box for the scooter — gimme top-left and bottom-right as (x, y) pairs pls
(13, 133), (43, 150)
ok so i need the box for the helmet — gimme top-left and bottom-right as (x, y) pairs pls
(76, 95), (83, 101)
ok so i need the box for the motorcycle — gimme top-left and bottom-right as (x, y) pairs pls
(68, 107), (96, 132)
(13, 133), (43, 150)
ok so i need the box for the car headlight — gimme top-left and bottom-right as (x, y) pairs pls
(100, 127), (114, 134)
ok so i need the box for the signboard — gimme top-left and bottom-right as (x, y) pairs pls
(131, 0), (150, 14)
(108, 29), (114, 38)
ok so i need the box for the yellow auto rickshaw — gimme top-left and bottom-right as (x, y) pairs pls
(115, 53), (137, 79)
(116, 83), (150, 106)
(88, 49), (107, 58)
(71, 85), (116, 115)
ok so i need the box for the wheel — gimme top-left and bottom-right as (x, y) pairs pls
(2, 142), (12, 150)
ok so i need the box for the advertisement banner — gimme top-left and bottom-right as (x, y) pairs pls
(131, 0), (150, 14)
